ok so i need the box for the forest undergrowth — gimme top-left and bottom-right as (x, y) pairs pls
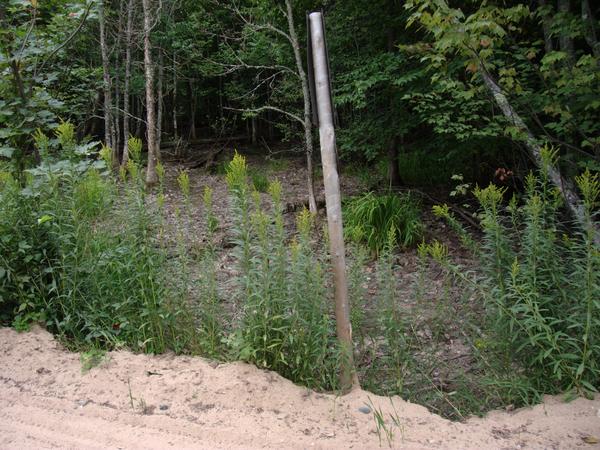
(1, 130), (598, 421)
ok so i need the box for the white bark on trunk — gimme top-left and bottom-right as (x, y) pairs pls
(99, 0), (113, 150)
(121, 0), (134, 165)
(285, 0), (318, 214)
(142, 0), (158, 186)
(481, 69), (600, 245)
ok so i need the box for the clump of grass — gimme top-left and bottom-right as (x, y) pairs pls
(344, 192), (423, 256)
(247, 169), (269, 193)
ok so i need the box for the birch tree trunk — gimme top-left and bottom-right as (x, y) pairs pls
(480, 68), (600, 245)
(142, 0), (159, 186)
(121, 0), (134, 165)
(285, 0), (318, 214)
(99, 0), (113, 150)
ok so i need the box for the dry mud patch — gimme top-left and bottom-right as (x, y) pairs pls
(1, 326), (599, 449)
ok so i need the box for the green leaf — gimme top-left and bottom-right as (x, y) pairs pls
(0, 146), (15, 158)
(37, 215), (53, 225)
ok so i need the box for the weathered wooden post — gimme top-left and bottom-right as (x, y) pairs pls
(308, 11), (357, 391)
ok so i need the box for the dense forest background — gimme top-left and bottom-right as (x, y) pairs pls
(2, 0), (599, 189)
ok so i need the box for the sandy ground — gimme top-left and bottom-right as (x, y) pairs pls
(1, 326), (599, 449)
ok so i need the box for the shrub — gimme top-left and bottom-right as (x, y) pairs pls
(435, 149), (600, 400)
(344, 192), (423, 255)
(0, 124), (189, 354)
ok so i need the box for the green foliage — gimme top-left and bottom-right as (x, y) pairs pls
(250, 170), (270, 193)
(192, 186), (224, 358)
(0, 127), (189, 354)
(437, 166), (600, 400)
(344, 192), (423, 255)
(225, 154), (340, 390)
(404, 0), (600, 177)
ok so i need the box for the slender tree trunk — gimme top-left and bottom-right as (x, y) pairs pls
(285, 0), (317, 213)
(188, 79), (197, 140)
(538, 0), (554, 54)
(387, 135), (402, 189)
(172, 51), (178, 139)
(251, 116), (258, 145)
(480, 68), (600, 245)
(582, 0), (600, 60)
(113, 0), (125, 163)
(157, 51), (164, 151)
(558, 0), (576, 65)
(121, 0), (134, 165)
(99, 0), (114, 150)
(142, 0), (158, 186)
(135, 96), (143, 137)
(386, 20), (402, 189)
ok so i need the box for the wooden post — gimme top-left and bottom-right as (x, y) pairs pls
(308, 11), (357, 392)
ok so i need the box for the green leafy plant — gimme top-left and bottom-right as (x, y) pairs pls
(225, 153), (339, 390)
(436, 162), (600, 402)
(344, 192), (423, 255)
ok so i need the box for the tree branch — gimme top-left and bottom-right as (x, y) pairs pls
(36, 2), (93, 75)
(224, 105), (303, 125)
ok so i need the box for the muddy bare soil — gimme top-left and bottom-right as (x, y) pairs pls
(1, 326), (600, 449)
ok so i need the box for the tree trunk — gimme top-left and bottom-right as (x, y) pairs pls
(113, 0), (125, 163)
(480, 68), (600, 245)
(251, 116), (258, 145)
(142, 0), (158, 186)
(386, 20), (402, 189)
(172, 51), (178, 139)
(582, 0), (600, 60)
(157, 51), (164, 151)
(387, 135), (402, 189)
(285, 0), (317, 214)
(558, 0), (576, 65)
(188, 79), (197, 140)
(121, 0), (134, 165)
(538, 0), (554, 54)
(99, 0), (114, 150)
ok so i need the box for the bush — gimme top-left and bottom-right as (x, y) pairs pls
(0, 128), (189, 354)
(434, 149), (600, 399)
(344, 192), (423, 255)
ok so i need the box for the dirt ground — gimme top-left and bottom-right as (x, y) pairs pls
(1, 326), (599, 449)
